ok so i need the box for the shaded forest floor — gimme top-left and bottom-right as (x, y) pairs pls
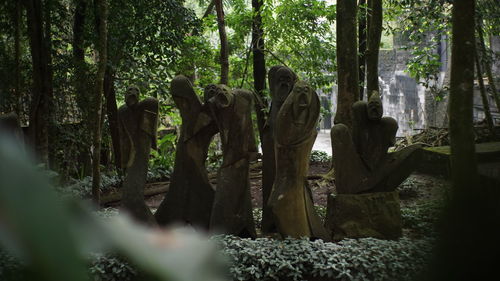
(104, 160), (450, 239)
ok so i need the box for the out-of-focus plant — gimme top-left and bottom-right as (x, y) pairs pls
(0, 136), (225, 281)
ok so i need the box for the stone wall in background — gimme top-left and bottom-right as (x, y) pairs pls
(324, 34), (500, 136)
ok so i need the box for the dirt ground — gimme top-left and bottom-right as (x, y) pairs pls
(142, 160), (449, 210)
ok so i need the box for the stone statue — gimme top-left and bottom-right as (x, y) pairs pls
(268, 81), (329, 240)
(155, 76), (218, 229)
(118, 86), (158, 225)
(261, 66), (298, 233)
(207, 84), (257, 238)
(330, 94), (423, 194)
(0, 112), (24, 146)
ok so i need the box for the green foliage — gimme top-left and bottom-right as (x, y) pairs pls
(385, 0), (451, 97)
(401, 201), (444, 236)
(213, 235), (433, 281)
(89, 254), (137, 281)
(149, 133), (177, 172)
(310, 150), (331, 163)
(262, 0), (337, 91)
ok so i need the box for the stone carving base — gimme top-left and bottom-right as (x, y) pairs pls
(325, 192), (402, 240)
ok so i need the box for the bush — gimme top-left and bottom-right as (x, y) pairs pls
(213, 235), (434, 281)
(401, 200), (444, 236)
(310, 150), (331, 163)
(89, 254), (137, 281)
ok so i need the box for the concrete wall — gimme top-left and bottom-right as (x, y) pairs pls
(323, 33), (500, 136)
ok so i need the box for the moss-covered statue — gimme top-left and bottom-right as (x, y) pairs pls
(261, 66), (298, 233)
(330, 93), (423, 194)
(155, 76), (218, 229)
(268, 80), (329, 240)
(207, 84), (257, 238)
(327, 93), (423, 240)
(118, 86), (158, 225)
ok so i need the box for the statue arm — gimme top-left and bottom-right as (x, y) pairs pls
(118, 107), (133, 169)
(140, 97), (159, 149)
(381, 117), (398, 147)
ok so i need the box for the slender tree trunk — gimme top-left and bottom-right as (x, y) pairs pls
(24, 0), (51, 166)
(252, 0), (274, 233)
(215, 0), (229, 85)
(14, 1), (22, 114)
(202, 0), (215, 19)
(43, 0), (56, 168)
(358, 0), (367, 100)
(334, 0), (359, 128)
(104, 66), (121, 173)
(92, 0), (108, 204)
(73, 0), (88, 113)
(474, 46), (496, 137)
(476, 18), (500, 112)
(365, 0), (382, 98)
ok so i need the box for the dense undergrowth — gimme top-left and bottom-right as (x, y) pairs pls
(1, 196), (443, 281)
(2, 156), (446, 281)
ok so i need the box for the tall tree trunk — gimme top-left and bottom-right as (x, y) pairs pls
(73, 0), (93, 176)
(365, 0), (382, 98)
(358, 0), (367, 100)
(334, 0), (359, 128)
(449, 0), (477, 196)
(429, 2), (500, 280)
(24, 0), (52, 166)
(474, 46), (496, 137)
(476, 17), (500, 112)
(73, 0), (88, 113)
(43, 0), (56, 168)
(14, 1), (22, 114)
(215, 0), (229, 85)
(252, 0), (273, 233)
(92, 0), (108, 204)
(104, 66), (121, 173)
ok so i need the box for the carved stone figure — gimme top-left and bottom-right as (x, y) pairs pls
(0, 112), (24, 146)
(261, 66), (298, 233)
(268, 81), (329, 240)
(207, 84), (257, 238)
(155, 76), (218, 229)
(331, 94), (423, 194)
(118, 86), (158, 225)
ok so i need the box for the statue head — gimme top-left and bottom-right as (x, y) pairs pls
(125, 85), (140, 107)
(271, 66), (296, 104)
(291, 81), (313, 125)
(171, 75), (201, 112)
(204, 84), (219, 104)
(367, 92), (383, 121)
(207, 84), (234, 109)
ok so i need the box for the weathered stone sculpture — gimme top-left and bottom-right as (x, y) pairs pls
(327, 93), (422, 240)
(331, 94), (423, 194)
(0, 112), (24, 146)
(118, 86), (158, 225)
(268, 81), (329, 240)
(261, 65), (298, 233)
(207, 84), (257, 238)
(155, 76), (218, 229)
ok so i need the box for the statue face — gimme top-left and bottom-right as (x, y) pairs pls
(211, 85), (233, 109)
(292, 81), (313, 124)
(204, 84), (219, 104)
(125, 86), (139, 107)
(367, 95), (383, 121)
(274, 67), (295, 103)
